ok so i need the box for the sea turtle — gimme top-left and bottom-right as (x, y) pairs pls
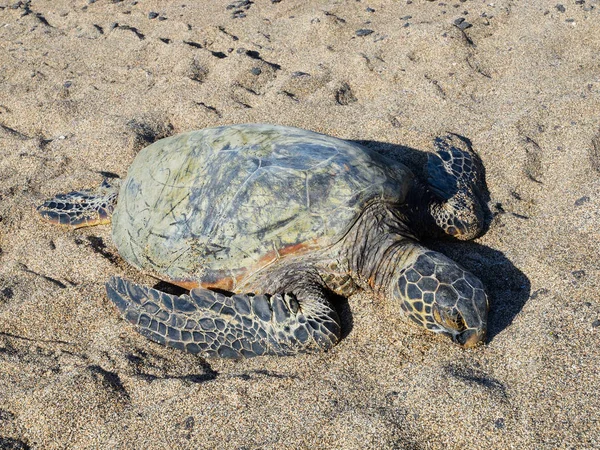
(37, 124), (489, 358)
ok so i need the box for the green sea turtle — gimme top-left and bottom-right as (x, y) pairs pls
(38, 124), (489, 358)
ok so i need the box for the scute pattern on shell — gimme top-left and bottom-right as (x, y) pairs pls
(112, 124), (413, 286)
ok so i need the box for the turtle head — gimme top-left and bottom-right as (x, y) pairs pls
(393, 251), (488, 347)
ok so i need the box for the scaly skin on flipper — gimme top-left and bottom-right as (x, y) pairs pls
(106, 273), (340, 358)
(426, 134), (484, 240)
(37, 179), (120, 228)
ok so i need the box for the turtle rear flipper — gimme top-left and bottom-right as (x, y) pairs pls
(427, 134), (485, 240)
(106, 275), (341, 359)
(37, 179), (120, 229)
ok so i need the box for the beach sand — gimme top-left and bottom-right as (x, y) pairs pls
(0, 0), (599, 448)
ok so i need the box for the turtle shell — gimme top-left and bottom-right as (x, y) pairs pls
(112, 124), (414, 289)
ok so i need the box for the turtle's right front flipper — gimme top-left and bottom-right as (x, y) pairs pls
(37, 179), (120, 229)
(106, 276), (341, 359)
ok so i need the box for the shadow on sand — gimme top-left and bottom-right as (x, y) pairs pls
(355, 138), (530, 343)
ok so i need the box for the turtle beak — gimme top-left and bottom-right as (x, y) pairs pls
(452, 328), (486, 348)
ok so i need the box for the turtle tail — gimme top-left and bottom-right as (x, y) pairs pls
(426, 134), (485, 240)
(37, 178), (121, 229)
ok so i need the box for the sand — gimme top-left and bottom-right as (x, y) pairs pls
(0, 0), (599, 448)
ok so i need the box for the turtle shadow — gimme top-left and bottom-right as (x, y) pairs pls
(353, 137), (494, 235)
(330, 291), (354, 340)
(153, 281), (189, 296)
(426, 240), (530, 343)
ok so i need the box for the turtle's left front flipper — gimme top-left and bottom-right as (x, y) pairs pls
(426, 134), (486, 240)
(106, 275), (341, 359)
(37, 179), (120, 228)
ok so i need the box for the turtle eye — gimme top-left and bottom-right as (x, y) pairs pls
(433, 305), (466, 332)
(446, 310), (466, 332)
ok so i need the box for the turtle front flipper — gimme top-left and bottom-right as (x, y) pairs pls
(37, 179), (120, 228)
(106, 276), (341, 359)
(427, 134), (485, 240)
